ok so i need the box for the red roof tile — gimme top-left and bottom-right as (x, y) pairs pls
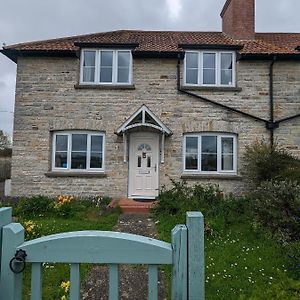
(3, 30), (300, 56)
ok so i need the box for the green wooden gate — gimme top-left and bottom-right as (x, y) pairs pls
(0, 207), (204, 300)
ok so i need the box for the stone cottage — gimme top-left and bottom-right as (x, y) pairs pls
(1, 0), (299, 199)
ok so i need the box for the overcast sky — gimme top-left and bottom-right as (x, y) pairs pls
(1, 0), (300, 136)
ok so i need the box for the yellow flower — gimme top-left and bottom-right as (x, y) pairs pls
(60, 280), (70, 293)
(61, 296), (67, 300)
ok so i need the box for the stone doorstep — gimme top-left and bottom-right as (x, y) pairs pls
(109, 198), (158, 214)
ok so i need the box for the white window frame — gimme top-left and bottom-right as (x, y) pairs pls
(183, 133), (237, 174)
(52, 131), (105, 172)
(80, 49), (133, 85)
(183, 50), (236, 87)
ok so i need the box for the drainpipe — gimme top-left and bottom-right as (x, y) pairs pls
(268, 56), (277, 147)
(176, 55), (300, 147)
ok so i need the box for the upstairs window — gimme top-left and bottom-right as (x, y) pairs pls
(183, 133), (237, 174)
(80, 49), (132, 85)
(52, 131), (105, 172)
(184, 51), (236, 87)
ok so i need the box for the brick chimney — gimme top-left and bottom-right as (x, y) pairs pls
(221, 0), (255, 40)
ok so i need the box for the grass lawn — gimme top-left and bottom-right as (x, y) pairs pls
(4, 198), (120, 300)
(155, 213), (300, 300)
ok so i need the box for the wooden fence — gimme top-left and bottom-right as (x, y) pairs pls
(0, 207), (205, 300)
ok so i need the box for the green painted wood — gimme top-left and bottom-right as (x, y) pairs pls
(186, 212), (205, 300)
(0, 207), (12, 292)
(31, 263), (42, 300)
(148, 264), (158, 300)
(17, 231), (172, 264)
(0, 222), (24, 300)
(70, 263), (80, 300)
(171, 225), (187, 300)
(109, 264), (119, 300)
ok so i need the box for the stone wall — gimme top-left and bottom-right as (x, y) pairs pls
(11, 56), (300, 197)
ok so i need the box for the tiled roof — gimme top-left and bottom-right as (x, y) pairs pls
(3, 30), (300, 56)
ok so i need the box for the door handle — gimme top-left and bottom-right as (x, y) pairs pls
(154, 164), (157, 172)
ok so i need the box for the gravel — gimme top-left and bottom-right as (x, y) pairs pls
(81, 214), (167, 300)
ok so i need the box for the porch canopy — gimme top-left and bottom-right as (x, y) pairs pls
(115, 105), (172, 163)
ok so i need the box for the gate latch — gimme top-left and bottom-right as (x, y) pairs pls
(9, 249), (27, 273)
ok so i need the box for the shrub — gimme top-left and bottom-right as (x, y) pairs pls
(250, 180), (300, 242)
(153, 179), (240, 219)
(15, 195), (54, 217)
(243, 140), (300, 186)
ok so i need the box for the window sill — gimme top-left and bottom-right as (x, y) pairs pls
(181, 173), (242, 180)
(74, 84), (135, 90)
(45, 172), (107, 178)
(180, 86), (242, 92)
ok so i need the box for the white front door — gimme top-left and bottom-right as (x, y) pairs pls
(128, 132), (159, 199)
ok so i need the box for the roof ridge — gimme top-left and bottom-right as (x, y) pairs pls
(3, 30), (228, 49)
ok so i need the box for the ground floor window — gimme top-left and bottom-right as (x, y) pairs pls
(183, 133), (237, 174)
(52, 131), (105, 172)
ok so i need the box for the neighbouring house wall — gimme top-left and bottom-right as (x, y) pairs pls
(11, 57), (300, 197)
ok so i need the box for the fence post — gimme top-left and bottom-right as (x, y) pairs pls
(0, 222), (24, 300)
(171, 224), (187, 300)
(0, 207), (12, 294)
(186, 212), (205, 300)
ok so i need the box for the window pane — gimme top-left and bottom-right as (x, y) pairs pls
(186, 155), (198, 170)
(186, 137), (198, 153)
(222, 154), (233, 171)
(221, 70), (232, 85)
(203, 69), (216, 84)
(56, 135), (68, 151)
(118, 68), (129, 83)
(90, 153), (102, 169)
(72, 134), (87, 151)
(91, 136), (103, 152)
(147, 156), (151, 168)
(186, 69), (198, 84)
(118, 51), (130, 67)
(71, 152), (87, 169)
(83, 51), (96, 67)
(202, 154), (217, 171)
(55, 152), (67, 168)
(186, 53), (198, 68)
(100, 67), (113, 82)
(203, 53), (215, 69)
(185, 137), (198, 170)
(221, 53), (233, 85)
(202, 136), (217, 153)
(101, 51), (113, 67)
(221, 53), (233, 70)
(83, 67), (95, 82)
(222, 137), (234, 154)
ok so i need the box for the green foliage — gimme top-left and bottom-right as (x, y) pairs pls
(15, 195), (54, 217)
(250, 180), (300, 242)
(153, 180), (249, 229)
(243, 140), (300, 186)
(153, 179), (224, 216)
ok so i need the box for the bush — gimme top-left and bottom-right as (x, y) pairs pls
(243, 140), (300, 186)
(15, 195), (54, 217)
(250, 180), (300, 242)
(153, 179), (246, 221)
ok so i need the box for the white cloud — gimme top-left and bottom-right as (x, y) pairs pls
(166, 0), (182, 19)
